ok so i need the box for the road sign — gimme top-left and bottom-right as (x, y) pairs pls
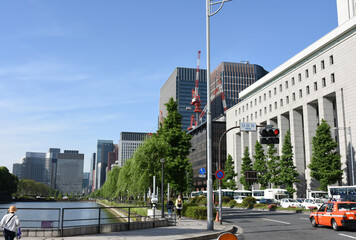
(199, 174), (206, 178)
(199, 168), (206, 174)
(215, 170), (225, 180)
(240, 122), (257, 131)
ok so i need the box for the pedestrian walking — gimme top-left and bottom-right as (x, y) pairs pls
(166, 199), (174, 218)
(175, 195), (183, 219)
(0, 205), (20, 240)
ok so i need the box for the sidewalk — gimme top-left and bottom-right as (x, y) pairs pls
(23, 217), (241, 240)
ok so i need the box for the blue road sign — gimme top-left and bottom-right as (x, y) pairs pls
(199, 168), (206, 174)
(215, 170), (225, 180)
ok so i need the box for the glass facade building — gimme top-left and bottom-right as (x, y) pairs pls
(159, 67), (207, 131)
(96, 140), (114, 189)
(210, 62), (268, 119)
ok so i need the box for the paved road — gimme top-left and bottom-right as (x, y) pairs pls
(223, 208), (356, 240)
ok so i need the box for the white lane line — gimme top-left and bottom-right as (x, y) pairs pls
(339, 233), (356, 239)
(262, 218), (290, 225)
(300, 217), (309, 220)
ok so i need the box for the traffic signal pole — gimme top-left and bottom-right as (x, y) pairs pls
(218, 124), (268, 225)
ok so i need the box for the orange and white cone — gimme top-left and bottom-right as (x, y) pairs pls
(215, 211), (219, 222)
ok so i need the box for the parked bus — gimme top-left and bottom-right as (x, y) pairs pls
(328, 185), (356, 200)
(252, 190), (265, 201)
(234, 190), (252, 198)
(190, 191), (207, 198)
(308, 190), (328, 200)
(264, 188), (288, 202)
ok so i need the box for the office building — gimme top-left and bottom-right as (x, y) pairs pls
(188, 121), (226, 190)
(118, 132), (148, 167)
(56, 150), (84, 194)
(46, 148), (60, 189)
(107, 144), (118, 171)
(210, 62), (268, 120)
(89, 153), (96, 192)
(159, 67), (207, 130)
(18, 152), (47, 184)
(226, 2), (356, 197)
(96, 140), (114, 189)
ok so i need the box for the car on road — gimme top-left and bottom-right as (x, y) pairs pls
(310, 201), (356, 231)
(259, 198), (277, 205)
(303, 198), (325, 210)
(280, 198), (303, 208)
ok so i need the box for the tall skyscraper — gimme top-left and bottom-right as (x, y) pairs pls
(118, 132), (148, 167)
(107, 144), (118, 171)
(89, 153), (96, 192)
(210, 62), (268, 120)
(46, 148), (60, 189)
(20, 152), (47, 184)
(96, 140), (114, 189)
(56, 150), (84, 194)
(159, 67), (207, 131)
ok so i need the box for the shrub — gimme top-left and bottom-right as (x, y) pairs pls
(229, 200), (236, 208)
(182, 203), (198, 216)
(190, 197), (198, 204)
(268, 204), (277, 211)
(241, 197), (256, 207)
(184, 206), (217, 220)
(195, 196), (206, 204)
(222, 196), (232, 204)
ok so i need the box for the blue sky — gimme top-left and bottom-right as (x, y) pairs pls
(0, 0), (338, 172)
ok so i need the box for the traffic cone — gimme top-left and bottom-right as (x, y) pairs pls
(215, 211), (219, 222)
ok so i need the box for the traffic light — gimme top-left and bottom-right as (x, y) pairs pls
(259, 126), (279, 144)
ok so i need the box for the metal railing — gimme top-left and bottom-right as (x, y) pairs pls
(1, 204), (176, 236)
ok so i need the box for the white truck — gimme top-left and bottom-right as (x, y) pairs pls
(263, 188), (289, 202)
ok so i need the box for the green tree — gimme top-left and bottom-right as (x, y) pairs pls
(157, 98), (192, 195)
(240, 147), (253, 190)
(308, 119), (342, 191)
(266, 144), (281, 187)
(279, 130), (299, 194)
(222, 154), (237, 190)
(0, 167), (18, 195)
(252, 141), (269, 189)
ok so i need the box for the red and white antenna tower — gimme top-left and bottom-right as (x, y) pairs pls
(188, 51), (202, 130)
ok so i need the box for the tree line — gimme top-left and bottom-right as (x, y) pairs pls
(92, 98), (193, 200)
(229, 119), (342, 194)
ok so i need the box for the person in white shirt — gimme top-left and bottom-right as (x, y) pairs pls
(0, 205), (20, 240)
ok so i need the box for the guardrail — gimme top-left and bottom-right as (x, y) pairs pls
(0, 205), (175, 237)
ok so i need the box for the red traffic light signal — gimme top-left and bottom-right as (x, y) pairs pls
(259, 127), (279, 144)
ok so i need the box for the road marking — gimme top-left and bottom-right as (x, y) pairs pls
(339, 233), (356, 239)
(300, 217), (309, 220)
(262, 218), (290, 225)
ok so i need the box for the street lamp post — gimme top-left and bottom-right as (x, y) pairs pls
(160, 158), (166, 218)
(206, 0), (231, 231)
(335, 126), (355, 185)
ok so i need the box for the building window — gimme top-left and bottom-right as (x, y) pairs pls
(264, 107), (267, 114)
(286, 96), (289, 104)
(331, 73), (335, 83)
(306, 86), (310, 95)
(299, 89), (303, 98)
(251, 114), (253, 121)
(279, 84), (282, 92)
(298, 73), (302, 82)
(269, 104), (272, 112)
(242, 106), (244, 112)
(269, 90), (271, 98)
(250, 101), (252, 108)
(314, 82), (318, 91)
(246, 116), (249, 122)
(330, 55), (334, 65)
(260, 109), (262, 116)
(280, 99), (283, 107)
(313, 65), (317, 74)
(239, 108), (241, 114)
(305, 69), (309, 78)
(292, 93), (296, 101)
(321, 60), (325, 69)
(246, 104), (248, 110)
(274, 87), (277, 95)
(255, 99), (257, 106)
(235, 110), (237, 116)
(292, 77), (295, 85)
(274, 102), (277, 109)
(322, 77), (326, 87)
(259, 96), (262, 103)
(285, 80), (289, 89)
(264, 93), (266, 100)
(255, 112), (257, 119)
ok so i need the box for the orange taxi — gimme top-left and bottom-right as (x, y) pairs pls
(310, 201), (356, 231)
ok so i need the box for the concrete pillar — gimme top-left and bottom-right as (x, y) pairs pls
(319, 96), (335, 138)
(303, 103), (319, 191)
(335, 88), (349, 185)
(278, 114), (290, 155)
(290, 108), (306, 197)
(235, 133), (242, 189)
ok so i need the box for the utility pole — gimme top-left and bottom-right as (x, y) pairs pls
(206, 0), (231, 230)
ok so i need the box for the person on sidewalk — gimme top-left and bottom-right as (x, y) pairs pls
(166, 199), (174, 218)
(0, 205), (20, 240)
(175, 195), (183, 219)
